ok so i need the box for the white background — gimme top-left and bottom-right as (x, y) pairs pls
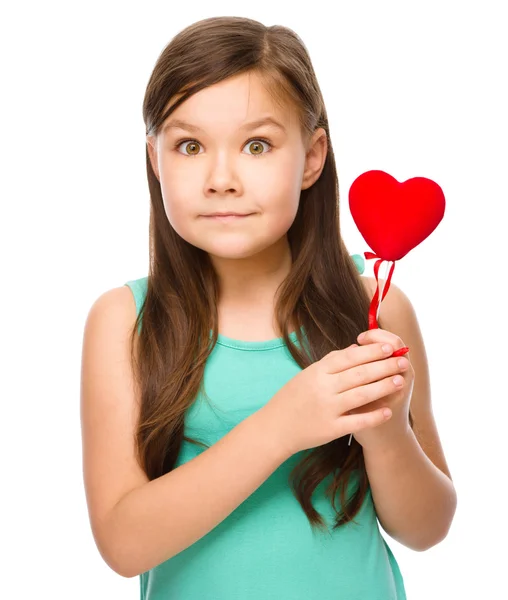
(2, 1), (506, 598)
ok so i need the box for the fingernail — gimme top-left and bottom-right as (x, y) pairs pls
(358, 332), (366, 341)
(382, 344), (393, 353)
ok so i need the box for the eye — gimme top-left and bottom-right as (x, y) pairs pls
(174, 138), (272, 158)
(243, 139), (272, 157)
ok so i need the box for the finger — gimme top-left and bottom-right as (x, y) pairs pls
(337, 405), (392, 439)
(339, 371), (404, 415)
(324, 342), (394, 374)
(358, 329), (403, 348)
(357, 332), (408, 357)
(338, 355), (406, 395)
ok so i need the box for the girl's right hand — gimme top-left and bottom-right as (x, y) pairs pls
(258, 342), (407, 457)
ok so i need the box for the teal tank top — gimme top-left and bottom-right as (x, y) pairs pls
(124, 262), (406, 599)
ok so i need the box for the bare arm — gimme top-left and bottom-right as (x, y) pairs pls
(360, 279), (457, 551)
(363, 427), (457, 551)
(106, 410), (290, 578)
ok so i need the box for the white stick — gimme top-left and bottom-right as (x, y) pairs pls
(348, 260), (392, 446)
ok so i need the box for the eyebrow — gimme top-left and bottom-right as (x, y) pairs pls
(162, 116), (287, 135)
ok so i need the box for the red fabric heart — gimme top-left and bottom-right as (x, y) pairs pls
(348, 170), (445, 261)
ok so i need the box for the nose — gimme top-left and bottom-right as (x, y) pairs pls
(205, 153), (241, 195)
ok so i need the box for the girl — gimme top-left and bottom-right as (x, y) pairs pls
(81, 16), (456, 599)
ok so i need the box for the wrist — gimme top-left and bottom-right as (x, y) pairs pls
(250, 407), (295, 462)
(360, 424), (415, 460)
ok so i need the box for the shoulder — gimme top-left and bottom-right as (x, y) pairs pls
(89, 285), (137, 316)
(360, 275), (415, 325)
(82, 286), (141, 393)
(360, 275), (375, 296)
(84, 285), (138, 339)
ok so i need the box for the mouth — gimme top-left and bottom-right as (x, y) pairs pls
(202, 213), (254, 222)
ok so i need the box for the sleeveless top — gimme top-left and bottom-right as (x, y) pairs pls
(124, 261), (406, 600)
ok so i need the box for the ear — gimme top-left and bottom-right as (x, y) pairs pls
(301, 128), (328, 190)
(146, 135), (160, 181)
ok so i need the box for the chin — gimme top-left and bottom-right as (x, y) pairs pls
(203, 239), (270, 259)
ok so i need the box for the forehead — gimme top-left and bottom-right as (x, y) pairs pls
(161, 72), (298, 136)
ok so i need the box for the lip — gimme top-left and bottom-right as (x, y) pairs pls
(204, 213), (252, 217)
(202, 213), (254, 222)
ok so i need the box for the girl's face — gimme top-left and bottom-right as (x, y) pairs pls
(147, 71), (326, 265)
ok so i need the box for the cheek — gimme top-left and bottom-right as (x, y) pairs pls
(262, 155), (303, 191)
(159, 167), (196, 229)
(160, 180), (196, 242)
(267, 198), (300, 234)
(162, 199), (195, 243)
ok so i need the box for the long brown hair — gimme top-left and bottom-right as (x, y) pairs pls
(130, 16), (414, 534)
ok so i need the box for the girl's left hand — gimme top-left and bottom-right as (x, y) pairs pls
(350, 328), (415, 452)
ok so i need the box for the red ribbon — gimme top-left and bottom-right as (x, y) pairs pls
(364, 251), (396, 330)
(363, 252), (410, 357)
